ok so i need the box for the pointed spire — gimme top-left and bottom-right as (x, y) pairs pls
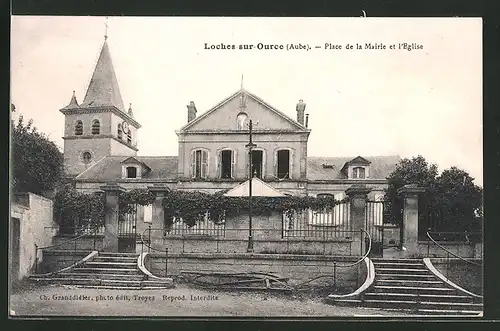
(128, 103), (134, 117)
(104, 16), (108, 41)
(63, 90), (80, 109)
(239, 74), (247, 110)
(80, 39), (125, 112)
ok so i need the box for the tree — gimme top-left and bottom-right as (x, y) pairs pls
(385, 156), (482, 238)
(11, 113), (64, 195)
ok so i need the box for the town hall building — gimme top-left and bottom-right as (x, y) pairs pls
(59, 37), (400, 227)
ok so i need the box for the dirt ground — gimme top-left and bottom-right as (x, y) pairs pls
(9, 281), (408, 317)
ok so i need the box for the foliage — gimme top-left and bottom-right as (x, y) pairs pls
(162, 190), (348, 228)
(11, 114), (64, 195)
(53, 187), (105, 232)
(119, 189), (156, 214)
(385, 156), (483, 234)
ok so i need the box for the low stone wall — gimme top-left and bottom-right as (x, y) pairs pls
(51, 235), (105, 251)
(38, 250), (91, 274)
(148, 236), (357, 255)
(431, 258), (483, 295)
(147, 253), (362, 290)
(417, 241), (481, 258)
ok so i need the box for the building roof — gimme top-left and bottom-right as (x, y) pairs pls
(307, 155), (400, 181)
(76, 156), (178, 181)
(79, 40), (126, 112)
(224, 177), (286, 197)
(74, 155), (399, 182)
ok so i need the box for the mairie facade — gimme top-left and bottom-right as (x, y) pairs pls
(60, 38), (400, 222)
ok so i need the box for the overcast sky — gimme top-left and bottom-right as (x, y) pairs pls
(11, 16), (482, 185)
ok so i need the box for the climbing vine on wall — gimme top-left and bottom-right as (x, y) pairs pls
(161, 190), (349, 228)
(118, 189), (156, 214)
(53, 188), (106, 231)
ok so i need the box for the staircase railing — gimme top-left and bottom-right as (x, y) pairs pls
(140, 225), (169, 277)
(34, 224), (103, 274)
(426, 230), (483, 266)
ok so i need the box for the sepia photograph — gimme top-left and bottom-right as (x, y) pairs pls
(9, 16), (483, 318)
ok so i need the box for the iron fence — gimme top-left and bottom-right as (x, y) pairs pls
(165, 215), (226, 237)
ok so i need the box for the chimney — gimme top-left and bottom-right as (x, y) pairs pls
(305, 113), (309, 128)
(296, 99), (306, 125)
(187, 101), (197, 123)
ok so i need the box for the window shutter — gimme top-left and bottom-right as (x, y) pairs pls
(201, 150), (208, 178)
(273, 150), (278, 178)
(289, 149), (294, 179)
(190, 150), (196, 178)
(216, 151), (221, 178)
(231, 150), (236, 179)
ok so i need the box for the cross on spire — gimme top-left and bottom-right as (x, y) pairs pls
(241, 74), (244, 89)
(104, 16), (108, 40)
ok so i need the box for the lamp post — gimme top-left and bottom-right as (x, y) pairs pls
(245, 119), (257, 252)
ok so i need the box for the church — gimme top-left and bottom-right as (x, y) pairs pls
(60, 37), (400, 215)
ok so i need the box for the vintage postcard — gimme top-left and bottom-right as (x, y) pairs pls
(9, 16), (483, 318)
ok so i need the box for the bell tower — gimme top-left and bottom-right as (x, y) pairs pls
(60, 28), (141, 178)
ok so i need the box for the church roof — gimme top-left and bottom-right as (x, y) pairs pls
(80, 40), (125, 112)
(224, 177), (286, 197)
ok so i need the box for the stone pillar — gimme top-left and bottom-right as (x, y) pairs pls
(100, 183), (126, 252)
(148, 185), (170, 232)
(346, 184), (371, 256)
(397, 184), (426, 257)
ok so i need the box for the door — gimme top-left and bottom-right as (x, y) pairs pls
(365, 201), (384, 257)
(118, 204), (138, 252)
(10, 218), (21, 281)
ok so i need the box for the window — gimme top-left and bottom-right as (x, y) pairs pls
(75, 121), (83, 135)
(236, 112), (248, 130)
(352, 167), (365, 179)
(126, 166), (137, 179)
(191, 149), (208, 179)
(251, 150), (263, 179)
(91, 120), (100, 135)
(127, 130), (132, 144)
(276, 150), (290, 179)
(82, 151), (92, 164)
(218, 150), (235, 179)
(117, 124), (123, 139)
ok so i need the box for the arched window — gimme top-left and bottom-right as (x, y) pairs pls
(126, 166), (137, 179)
(91, 120), (100, 135)
(117, 124), (123, 139)
(352, 167), (366, 179)
(236, 112), (248, 130)
(127, 130), (132, 144)
(191, 149), (209, 179)
(75, 121), (83, 135)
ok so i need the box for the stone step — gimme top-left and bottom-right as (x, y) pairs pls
(55, 272), (147, 281)
(98, 252), (140, 257)
(373, 262), (424, 269)
(372, 285), (456, 295)
(99, 279), (173, 287)
(362, 299), (483, 311)
(371, 258), (422, 263)
(94, 256), (138, 262)
(365, 292), (477, 303)
(71, 267), (140, 274)
(377, 273), (438, 280)
(375, 279), (444, 288)
(375, 268), (429, 273)
(363, 307), (482, 316)
(84, 261), (138, 268)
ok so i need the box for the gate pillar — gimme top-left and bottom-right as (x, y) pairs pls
(397, 184), (426, 257)
(148, 185), (170, 233)
(100, 183), (126, 252)
(346, 184), (371, 256)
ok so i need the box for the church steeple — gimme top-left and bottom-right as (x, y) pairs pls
(80, 36), (125, 112)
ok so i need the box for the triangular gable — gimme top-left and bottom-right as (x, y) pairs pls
(121, 156), (151, 171)
(224, 178), (286, 197)
(179, 88), (307, 132)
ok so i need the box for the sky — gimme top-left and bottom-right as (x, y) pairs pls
(10, 16), (483, 185)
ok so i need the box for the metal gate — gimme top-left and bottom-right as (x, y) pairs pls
(365, 201), (384, 257)
(118, 204), (138, 252)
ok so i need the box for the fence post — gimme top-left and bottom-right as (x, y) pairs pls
(148, 225), (151, 253)
(93, 226), (97, 251)
(360, 229), (363, 256)
(333, 262), (337, 288)
(165, 248), (168, 277)
(34, 244), (39, 274)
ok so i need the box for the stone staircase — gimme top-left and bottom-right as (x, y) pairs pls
(30, 252), (174, 290)
(331, 258), (483, 316)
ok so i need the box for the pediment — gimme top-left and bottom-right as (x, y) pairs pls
(179, 89), (307, 132)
